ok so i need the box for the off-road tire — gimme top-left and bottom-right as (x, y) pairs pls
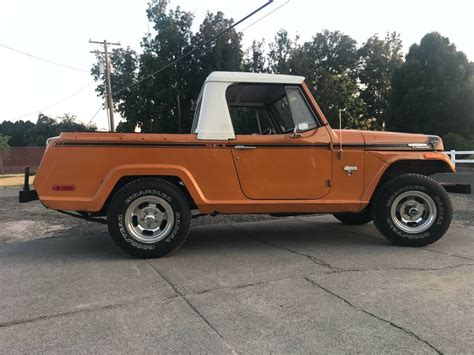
(107, 178), (191, 258)
(333, 209), (372, 225)
(372, 174), (452, 247)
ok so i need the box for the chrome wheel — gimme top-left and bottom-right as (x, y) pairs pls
(390, 191), (437, 234)
(124, 195), (175, 244)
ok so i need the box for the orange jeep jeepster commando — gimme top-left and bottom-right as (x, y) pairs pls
(19, 72), (471, 258)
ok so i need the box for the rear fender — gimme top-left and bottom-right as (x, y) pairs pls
(41, 164), (206, 212)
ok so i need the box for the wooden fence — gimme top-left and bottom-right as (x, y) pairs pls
(0, 147), (46, 175)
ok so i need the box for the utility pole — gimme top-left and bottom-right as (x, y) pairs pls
(89, 39), (120, 131)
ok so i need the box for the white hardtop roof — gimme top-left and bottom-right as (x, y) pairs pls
(205, 71), (305, 85)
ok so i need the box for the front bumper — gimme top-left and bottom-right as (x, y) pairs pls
(18, 167), (39, 203)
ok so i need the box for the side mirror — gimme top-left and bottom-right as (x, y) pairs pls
(290, 123), (309, 138)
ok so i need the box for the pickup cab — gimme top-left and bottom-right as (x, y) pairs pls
(20, 72), (470, 258)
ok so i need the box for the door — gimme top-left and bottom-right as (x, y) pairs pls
(226, 84), (332, 200)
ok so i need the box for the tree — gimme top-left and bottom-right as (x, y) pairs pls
(267, 29), (296, 74)
(92, 1), (243, 133)
(0, 120), (35, 146)
(0, 134), (10, 151)
(243, 40), (266, 73)
(188, 11), (243, 103)
(358, 32), (403, 129)
(442, 132), (474, 151)
(0, 114), (96, 146)
(291, 30), (367, 128)
(388, 32), (474, 137)
(25, 114), (96, 146)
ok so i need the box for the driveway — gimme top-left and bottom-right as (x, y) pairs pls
(0, 187), (473, 353)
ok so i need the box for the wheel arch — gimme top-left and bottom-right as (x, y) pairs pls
(380, 159), (454, 182)
(98, 175), (198, 215)
(362, 158), (454, 206)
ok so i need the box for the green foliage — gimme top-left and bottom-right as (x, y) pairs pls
(358, 32), (403, 129)
(92, 0), (242, 133)
(442, 132), (474, 151)
(0, 114), (96, 147)
(388, 32), (474, 138)
(286, 30), (367, 127)
(0, 134), (10, 152)
(267, 29), (296, 74)
(89, 2), (472, 138)
(243, 40), (266, 73)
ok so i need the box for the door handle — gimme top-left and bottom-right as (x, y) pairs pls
(233, 145), (256, 150)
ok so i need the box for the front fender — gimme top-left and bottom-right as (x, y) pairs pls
(360, 151), (455, 204)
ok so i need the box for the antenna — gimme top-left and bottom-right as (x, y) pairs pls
(338, 108), (345, 160)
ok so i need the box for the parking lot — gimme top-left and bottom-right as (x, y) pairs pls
(0, 186), (473, 353)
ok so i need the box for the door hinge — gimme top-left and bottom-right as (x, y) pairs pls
(326, 179), (332, 187)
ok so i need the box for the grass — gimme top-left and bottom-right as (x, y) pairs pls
(0, 174), (34, 187)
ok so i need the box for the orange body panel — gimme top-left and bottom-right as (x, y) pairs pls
(34, 130), (453, 215)
(33, 83), (454, 215)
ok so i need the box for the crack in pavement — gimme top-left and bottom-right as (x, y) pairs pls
(145, 261), (238, 355)
(172, 263), (474, 299)
(297, 217), (474, 263)
(0, 294), (174, 330)
(231, 224), (474, 275)
(304, 277), (443, 355)
(191, 280), (266, 296)
(332, 263), (474, 274)
(230, 224), (342, 272)
(423, 248), (474, 262)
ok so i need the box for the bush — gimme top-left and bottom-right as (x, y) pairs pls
(442, 133), (474, 151)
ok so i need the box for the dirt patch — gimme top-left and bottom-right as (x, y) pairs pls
(0, 220), (65, 244)
(0, 174), (34, 187)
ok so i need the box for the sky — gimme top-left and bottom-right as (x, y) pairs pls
(0, 0), (473, 130)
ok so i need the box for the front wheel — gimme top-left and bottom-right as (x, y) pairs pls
(372, 174), (452, 247)
(107, 178), (191, 258)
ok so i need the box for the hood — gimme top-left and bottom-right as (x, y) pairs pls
(361, 131), (443, 151)
(332, 130), (443, 151)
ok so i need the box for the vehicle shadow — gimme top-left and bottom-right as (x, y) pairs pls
(0, 218), (395, 265)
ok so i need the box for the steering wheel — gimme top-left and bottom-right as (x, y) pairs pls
(263, 128), (275, 135)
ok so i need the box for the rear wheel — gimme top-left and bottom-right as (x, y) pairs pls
(107, 178), (191, 258)
(372, 174), (452, 247)
(333, 209), (372, 225)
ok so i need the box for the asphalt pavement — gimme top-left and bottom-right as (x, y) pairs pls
(0, 186), (473, 353)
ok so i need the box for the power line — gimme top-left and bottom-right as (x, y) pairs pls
(87, 104), (104, 126)
(0, 43), (89, 73)
(9, 81), (95, 121)
(90, 0), (288, 127)
(240, 0), (290, 32)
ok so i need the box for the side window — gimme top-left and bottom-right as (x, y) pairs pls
(270, 95), (293, 132)
(229, 107), (259, 135)
(229, 107), (276, 135)
(286, 87), (318, 130)
(226, 83), (318, 135)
